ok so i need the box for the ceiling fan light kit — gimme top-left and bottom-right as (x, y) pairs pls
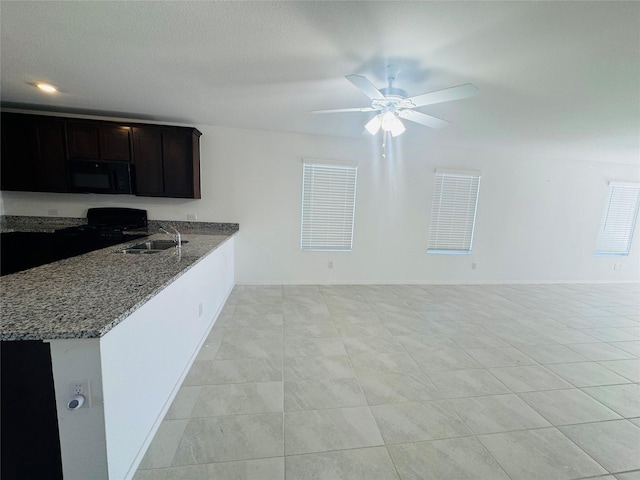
(381, 111), (406, 137)
(312, 68), (479, 138)
(364, 115), (382, 135)
(363, 110), (406, 137)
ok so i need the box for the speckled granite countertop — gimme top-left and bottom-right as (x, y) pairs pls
(0, 215), (239, 235)
(1, 219), (238, 341)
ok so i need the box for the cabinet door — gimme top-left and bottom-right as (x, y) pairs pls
(1, 114), (68, 193)
(132, 127), (164, 196)
(67, 123), (99, 159)
(33, 119), (67, 192)
(99, 125), (132, 162)
(67, 123), (132, 162)
(162, 131), (194, 198)
(1, 114), (37, 191)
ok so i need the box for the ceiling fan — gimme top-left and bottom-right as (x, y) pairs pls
(311, 68), (479, 137)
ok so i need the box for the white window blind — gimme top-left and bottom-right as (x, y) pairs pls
(595, 182), (640, 256)
(301, 160), (358, 251)
(427, 169), (481, 254)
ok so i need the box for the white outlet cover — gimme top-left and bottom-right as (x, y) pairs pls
(68, 380), (91, 407)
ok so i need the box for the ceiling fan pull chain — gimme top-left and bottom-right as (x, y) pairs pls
(381, 131), (387, 158)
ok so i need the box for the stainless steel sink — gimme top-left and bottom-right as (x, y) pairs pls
(119, 239), (188, 254)
(129, 239), (188, 250)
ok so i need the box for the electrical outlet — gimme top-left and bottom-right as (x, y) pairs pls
(328, 261), (334, 269)
(471, 263), (477, 270)
(48, 209), (59, 216)
(68, 380), (91, 408)
(186, 213), (197, 221)
(198, 302), (203, 317)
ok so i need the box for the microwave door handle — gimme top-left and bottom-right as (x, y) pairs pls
(112, 171), (119, 191)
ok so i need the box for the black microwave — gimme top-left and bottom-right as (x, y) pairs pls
(68, 161), (134, 194)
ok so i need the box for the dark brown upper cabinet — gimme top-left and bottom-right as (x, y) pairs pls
(132, 127), (163, 196)
(1, 113), (201, 198)
(1, 113), (68, 193)
(67, 122), (132, 162)
(132, 127), (201, 199)
(1, 113), (35, 192)
(35, 119), (68, 191)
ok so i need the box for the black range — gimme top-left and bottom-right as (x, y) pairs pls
(1, 208), (149, 276)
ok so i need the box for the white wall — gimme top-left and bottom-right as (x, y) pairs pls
(2, 117), (639, 284)
(211, 126), (639, 284)
(101, 237), (234, 480)
(48, 238), (234, 480)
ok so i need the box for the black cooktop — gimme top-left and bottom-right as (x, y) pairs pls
(55, 208), (148, 238)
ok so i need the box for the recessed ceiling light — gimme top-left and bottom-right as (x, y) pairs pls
(36, 82), (58, 93)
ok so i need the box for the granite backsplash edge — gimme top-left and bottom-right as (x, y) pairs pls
(0, 215), (239, 233)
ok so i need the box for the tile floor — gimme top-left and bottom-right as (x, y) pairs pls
(134, 283), (640, 480)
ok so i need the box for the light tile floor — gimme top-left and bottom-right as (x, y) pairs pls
(134, 283), (640, 480)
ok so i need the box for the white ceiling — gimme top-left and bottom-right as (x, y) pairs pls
(1, 1), (639, 163)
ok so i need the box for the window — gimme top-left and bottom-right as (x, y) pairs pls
(427, 169), (481, 254)
(595, 182), (640, 256)
(301, 159), (358, 251)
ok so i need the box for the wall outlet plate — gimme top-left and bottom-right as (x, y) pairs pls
(68, 380), (91, 408)
(186, 213), (197, 221)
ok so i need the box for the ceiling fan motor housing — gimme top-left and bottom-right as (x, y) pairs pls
(380, 87), (407, 98)
(372, 88), (412, 111)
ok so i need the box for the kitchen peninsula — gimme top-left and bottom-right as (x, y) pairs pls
(1, 217), (238, 480)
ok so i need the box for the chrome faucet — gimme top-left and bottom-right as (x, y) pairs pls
(159, 226), (182, 247)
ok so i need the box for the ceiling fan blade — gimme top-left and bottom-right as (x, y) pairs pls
(345, 75), (385, 101)
(311, 107), (377, 114)
(398, 110), (451, 129)
(405, 83), (479, 108)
